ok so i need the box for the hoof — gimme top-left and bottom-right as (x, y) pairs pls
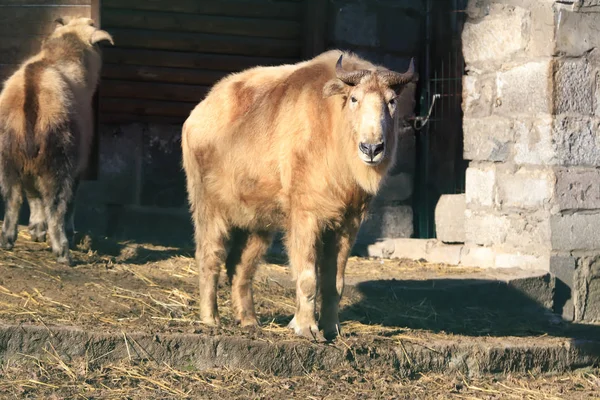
(30, 233), (47, 243)
(288, 317), (327, 343)
(0, 237), (14, 250)
(56, 254), (73, 266)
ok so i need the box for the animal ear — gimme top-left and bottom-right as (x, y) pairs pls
(54, 17), (65, 26)
(323, 78), (347, 98)
(91, 29), (114, 46)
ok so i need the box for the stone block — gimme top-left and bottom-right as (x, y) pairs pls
(574, 256), (600, 322)
(496, 167), (554, 209)
(357, 205), (413, 244)
(462, 4), (528, 65)
(462, 74), (495, 118)
(434, 194), (466, 244)
(495, 252), (550, 270)
(141, 124), (187, 208)
(595, 69), (600, 117)
(333, 2), (378, 47)
(460, 245), (496, 268)
(556, 10), (600, 57)
(527, 5), (556, 57)
(553, 116), (600, 166)
(463, 117), (513, 162)
(514, 116), (555, 165)
(378, 9), (421, 54)
(550, 254), (577, 320)
(551, 212), (600, 251)
(514, 116), (600, 166)
(495, 61), (553, 116)
(374, 173), (413, 205)
(553, 58), (593, 115)
(466, 210), (551, 252)
(366, 238), (462, 265)
(465, 211), (509, 246)
(554, 168), (600, 211)
(465, 166), (496, 207)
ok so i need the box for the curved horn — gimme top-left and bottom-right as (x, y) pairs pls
(91, 29), (114, 46)
(378, 58), (416, 86)
(335, 54), (370, 86)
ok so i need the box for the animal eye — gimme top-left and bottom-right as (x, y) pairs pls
(389, 98), (396, 106)
(350, 96), (358, 103)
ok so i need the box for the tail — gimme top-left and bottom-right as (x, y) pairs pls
(23, 62), (42, 158)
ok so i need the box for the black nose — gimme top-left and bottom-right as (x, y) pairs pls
(359, 142), (385, 160)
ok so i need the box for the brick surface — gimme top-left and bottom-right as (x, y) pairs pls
(495, 61), (553, 116)
(554, 168), (600, 211)
(554, 58), (594, 115)
(551, 212), (600, 251)
(465, 166), (496, 207)
(463, 117), (513, 162)
(496, 168), (554, 209)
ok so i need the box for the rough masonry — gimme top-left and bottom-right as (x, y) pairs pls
(462, 0), (600, 322)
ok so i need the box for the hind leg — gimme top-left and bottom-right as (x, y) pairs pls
(0, 183), (23, 250)
(193, 210), (228, 326)
(26, 192), (47, 243)
(226, 229), (272, 327)
(38, 175), (74, 265)
(65, 178), (79, 248)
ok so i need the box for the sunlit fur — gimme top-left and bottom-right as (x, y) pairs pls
(182, 50), (415, 340)
(0, 17), (113, 265)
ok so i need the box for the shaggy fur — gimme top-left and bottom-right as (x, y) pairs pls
(0, 17), (113, 265)
(182, 50), (416, 341)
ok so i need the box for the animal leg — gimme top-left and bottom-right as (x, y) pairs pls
(286, 212), (324, 342)
(39, 175), (74, 265)
(65, 178), (80, 248)
(226, 229), (272, 327)
(26, 191), (47, 243)
(319, 220), (360, 341)
(0, 184), (23, 250)
(194, 214), (227, 326)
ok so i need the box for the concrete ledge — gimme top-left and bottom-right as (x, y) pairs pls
(1, 324), (598, 378)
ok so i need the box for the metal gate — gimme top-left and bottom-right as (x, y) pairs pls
(414, 0), (468, 238)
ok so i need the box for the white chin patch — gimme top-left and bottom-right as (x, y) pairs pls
(358, 151), (384, 166)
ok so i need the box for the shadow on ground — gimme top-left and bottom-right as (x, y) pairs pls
(339, 278), (600, 342)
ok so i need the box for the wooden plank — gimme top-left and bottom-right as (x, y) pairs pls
(0, 36), (41, 64)
(0, 0), (91, 5)
(108, 28), (301, 58)
(99, 113), (185, 124)
(103, 48), (296, 71)
(99, 80), (209, 103)
(102, 8), (301, 39)
(303, 0), (328, 59)
(102, 0), (301, 20)
(99, 98), (197, 118)
(101, 64), (228, 86)
(0, 6), (90, 36)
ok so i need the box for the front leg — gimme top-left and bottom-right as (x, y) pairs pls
(319, 217), (361, 340)
(286, 211), (324, 342)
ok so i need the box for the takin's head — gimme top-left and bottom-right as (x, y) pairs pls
(323, 55), (416, 167)
(46, 16), (114, 50)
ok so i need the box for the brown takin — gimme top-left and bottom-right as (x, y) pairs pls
(182, 50), (416, 341)
(0, 17), (113, 265)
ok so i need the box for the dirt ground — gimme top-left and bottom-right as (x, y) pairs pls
(0, 228), (598, 399)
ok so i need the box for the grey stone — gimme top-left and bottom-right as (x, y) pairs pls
(462, 4), (529, 66)
(465, 166), (496, 207)
(495, 167), (554, 210)
(435, 194), (466, 244)
(513, 116), (555, 165)
(462, 74), (495, 118)
(378, 10), (421, 54)
(333, 2), (379, 47)
(527, 5), (556, 57)
(550, 254), (577, 290)
(595, 69), (600, 117)
(460, 245), (496, 268)
(374, 173), (413, 205)
(366, 238), (463, 265)
(551, 212), (600, 251)
(555, 10), (600, 57)
(574, 256), (600, 322)
(463, 117), (513, 162)
(357, 205), (413, 244)
(554, 168), (600, 211)
(494, 252), (551, 270)
(495, 61), (553, 116)
(553, 58), (593, 115)
(465, 211), (509, 246)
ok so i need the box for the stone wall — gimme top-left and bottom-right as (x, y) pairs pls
(327, 0), (425, 244)
(461, 0), (600, 322)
